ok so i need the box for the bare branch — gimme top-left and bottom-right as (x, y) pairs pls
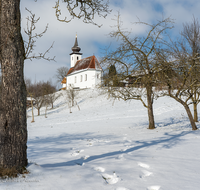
(102, 14), (174, 129)
(53, 0), (111, 27)
(24, 8), (55, 62)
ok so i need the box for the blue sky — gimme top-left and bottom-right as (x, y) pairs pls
(21, 0), (200, 87)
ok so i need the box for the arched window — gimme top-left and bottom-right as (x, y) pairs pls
(77, 56), (79, 60)
(72, 57), (73, 60)
(80, 75), (83, 82)
(75, 76), (77, 83)
(85, 74), (87, 81)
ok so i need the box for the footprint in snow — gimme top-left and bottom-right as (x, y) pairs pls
(75, 162), (85, 166)
(116, 154), (125, 160)
(87, 143), (93, 146)
(138, 162), (150, 169)
(81, 155), (90, 160)
(71, 150), (84, 156)
(71, 152), (79, 156)
(146, 185), (161, 190)
(94, 167), (105, 172)
(140, 170), (153, 179)
(125, 139), (132, 143)
(115, 187), (130, 190)
(101, 172), (119, 184)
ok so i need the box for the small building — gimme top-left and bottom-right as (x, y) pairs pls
(61, 35), (103, 90)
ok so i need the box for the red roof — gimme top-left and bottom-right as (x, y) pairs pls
(67, 55), (102, 75)
(67, 68), (74, 75)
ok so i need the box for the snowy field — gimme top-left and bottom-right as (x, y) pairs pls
(1, 88), (200, 190)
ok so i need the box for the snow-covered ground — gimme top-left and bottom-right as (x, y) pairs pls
(1, 88), (200, 190)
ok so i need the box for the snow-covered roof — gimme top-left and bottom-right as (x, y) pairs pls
(131, 69), (149, 77)
(27, 97), (35, 101)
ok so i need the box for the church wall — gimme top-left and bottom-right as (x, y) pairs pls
(95, 70), (103, 87)
(66, 69), (102, 89)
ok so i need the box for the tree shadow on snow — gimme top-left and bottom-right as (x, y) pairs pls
(27, 132), (115, 160)
(38, 130), (197, 168)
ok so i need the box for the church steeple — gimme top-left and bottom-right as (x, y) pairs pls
(70, 34), (82, 68)
(71, 34), (81, 53)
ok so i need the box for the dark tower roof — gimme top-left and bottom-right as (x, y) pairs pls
(70, 34), (82, 55)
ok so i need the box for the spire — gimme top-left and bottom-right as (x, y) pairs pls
(71, 34), (81, 53)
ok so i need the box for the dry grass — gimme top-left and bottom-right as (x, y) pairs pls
(0, 166), (29, 179)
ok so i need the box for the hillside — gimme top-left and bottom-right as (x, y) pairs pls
(1, 88), (200, 190)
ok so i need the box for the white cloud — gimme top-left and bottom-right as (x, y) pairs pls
(20, 0), (200, 85)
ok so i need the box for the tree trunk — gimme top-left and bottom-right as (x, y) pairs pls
(146, 85), (155, 129)
(45, 106), (47, 118)
(171, 95), (198, 130)
(184, 104), (198, 130)
(31, 96), (35, 123)
(193, 102), (198, 122)
(0, 0), (27, 169)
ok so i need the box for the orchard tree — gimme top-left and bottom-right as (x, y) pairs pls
(55, 66), (69, 84)
(181, 17), (200, 122)
(29, 82), (45, 116)
(65, 84), (78, 108)
(159, 29), (200, 130)
(103, 15), (173, 129)
(26, 80), (58, 116)
(0, 0), (110, 175)
(42, 80), (61, 109)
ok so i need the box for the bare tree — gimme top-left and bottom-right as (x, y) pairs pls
(27, 81), (58, 116)
(25, 78), (35, 123)
(180, 17), (200, 122)
(42, 80), (61, 109)
(0, 0), (110, 175)
(29, 82), (45, 116)
(44, 96), (50, 118)
(103, 15), (173, 129)
(65, 85), (79, 112)
(30, 95), (35, 123)
(54, 0), (111, 27)
(159, 36), (199, 130)
(55, 66), (69, 84)
(47, 92), (62, 109)
(24, 8), (55, 62)
(0, 0), (27, 173)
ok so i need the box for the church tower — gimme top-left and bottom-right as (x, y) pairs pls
(70, 34), (82, 68)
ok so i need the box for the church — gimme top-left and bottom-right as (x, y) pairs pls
(61, 35), (103, 90)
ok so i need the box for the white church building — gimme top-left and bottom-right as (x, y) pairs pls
(61, 35), (103, 90)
